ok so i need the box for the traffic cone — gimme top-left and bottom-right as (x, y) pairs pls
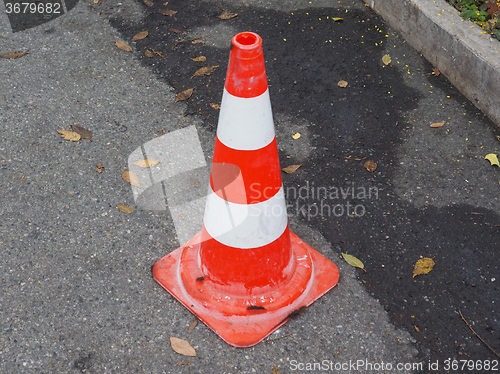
(153, 32), (339, 347)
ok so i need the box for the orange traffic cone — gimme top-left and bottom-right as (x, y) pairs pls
(153, 32), (339, 347)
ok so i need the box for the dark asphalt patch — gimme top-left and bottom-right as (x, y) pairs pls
(105, 0), (500, 365)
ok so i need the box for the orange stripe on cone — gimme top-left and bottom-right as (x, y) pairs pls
(153, 32), (339, 347)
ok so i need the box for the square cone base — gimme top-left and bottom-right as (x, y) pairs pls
(152, 231), (339, 347)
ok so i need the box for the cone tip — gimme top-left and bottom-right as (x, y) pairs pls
(232, 32), (262, 52)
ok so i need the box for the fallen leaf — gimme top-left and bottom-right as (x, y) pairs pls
(415, 325), (420, 332)
(337, 80), (348, 88)
(70, 125), (93, 140)
(272, 364), (284, 374)
(192, 65), (218, 78)
(169, 28), (185, 34)
(96, 162), (105, 174)
(485, 153), (500, 167)
(122, 170), (141, 187)
(144, 49), (154, 58)
(175, 88), (194, 102)
(364, 159), (377, 173)
(132, 31), (149, 41)
(117, 204), (134, 214)
(191, 39), (204, 45)
(332, 17), (343, 21)
(432, 67), (441, 76)
(57, 130), (81, 142)
(158, 8), (178, 16)
(292, 132), (301, 140)
(169, 337), (196, 357)
(113, 40), (133, 52)
(188, 318), (197, 334)
(341, 253), (366, 272)
(191, 56), (206, 62)
(143, 0), (153, 6)
(430, 122), (445, 128)
(413, 257), (435, 278)
(0, 50), (29, 59)
(282, 164), (302, 174)
(210, 103), (221, 109)
(217, 11), (238, 20)
(382, 54), (391, 66)
(133, 159), (160, 168)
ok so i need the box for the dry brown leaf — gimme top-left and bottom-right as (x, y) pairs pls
(337, 80), (348, 88)
(413, 257), (435, 278)
(430, 122), (445, 128)
(432, 68), (441, 76)
(188, 318), (197, 334)
(364, 159), (377, 173)
(217, 11), (238, 20)
(0, 50), (29, 59)
(175, 88), (194, 102)
(191, 39), (205, 45)
(113, 40), (133, 52)
(122, 170), (141, 187)
(96, 162), (105, 174)
(210, 103), (221, 109)
(57, 130), (81, 142)
(169, 28), (185, 34)
(133, 159), (160, 168)
(272, 364), (284, 374)
(132, 31), (149, 41)
(292, 132), (301, 140)
(158, 8), (178, 16)
(70, 125), (93, 140)
(282, 164), (302, 174)
(144, 49), (154, 58)
(191, 56), (206, 62)
(143, 0), (153, 6)
(169, 337), (196, 357)
(117, 204), (134, 214)
(192, 65), (218, 78)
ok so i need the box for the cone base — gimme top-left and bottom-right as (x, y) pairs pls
(152, 231), (339, 347)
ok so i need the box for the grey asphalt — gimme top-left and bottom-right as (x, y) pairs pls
(0, 0), (498, 373)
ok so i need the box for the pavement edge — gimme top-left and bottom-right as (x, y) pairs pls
(366, 0), (500, 127)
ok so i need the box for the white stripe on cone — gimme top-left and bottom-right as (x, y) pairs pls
(217, 88), (275, 151)
(203, 186), (288, 249)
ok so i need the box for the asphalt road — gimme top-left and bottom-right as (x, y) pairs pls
(1, 0), (499, 372)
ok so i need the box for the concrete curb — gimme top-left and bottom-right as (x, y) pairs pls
(367, 0), (500, 127)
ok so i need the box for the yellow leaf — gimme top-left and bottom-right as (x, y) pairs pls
(382, 54), (391, 66)
(133, 159), (160, 168)
(364, 159), (377, 173)
(0, 50), (29, 59)
(282, 164), (302, 174)
(117, 204), (134, 214)
(113, 40), (133, 52)
(192, 65), (219, 78)
(337, 80), (348, 88)
(191, 56), (206, 62)
(485, 153), (500, 167)
(430, 122), (445, 128)
(175, 88), (194, 102)
(57, 130), (81, 141)
(413, 257), (435, 278)
(292, 132), (301, 140)
(169, 337), (196, 357)
(132, 31), (149, 41)
(122, 170), (141, 187)
(332, 17), (343, 22)
(341, 253), (366, 272)
(217, 11), (238, 20)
